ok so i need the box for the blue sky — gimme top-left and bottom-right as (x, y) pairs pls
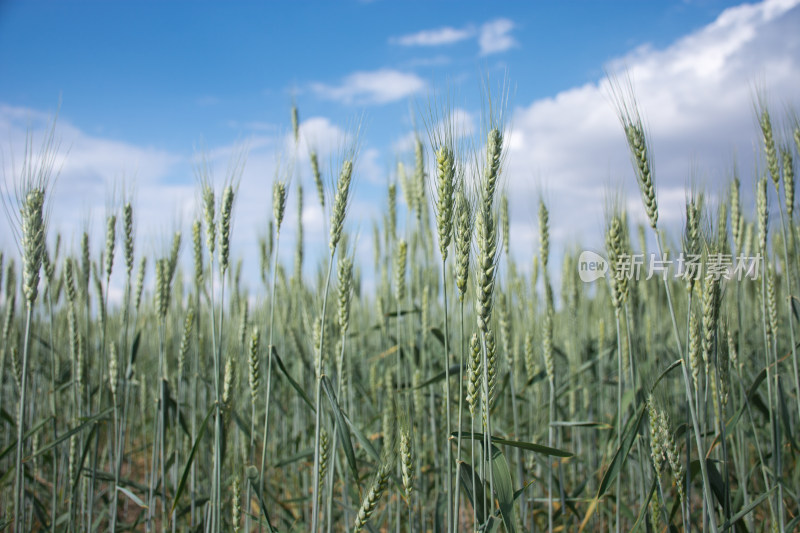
(1, 0), (799, 298)
(0, 1), (744, 149)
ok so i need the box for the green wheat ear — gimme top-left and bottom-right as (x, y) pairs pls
(109, 340), (118, 400)
(353, 462), (390, 533)
(434, 144), (455, 260)
(273, 180), (287, 230)
(605, 213), (629, 311)
(318, 428), (330, 494)
(758, 103), (781, 190)
(758, 176), (769, 254)
(395, 239), (407, 302)
(397, 407), (414, 501)
(454, 188), (473, 301)
(782, 147), (794, 218)
(222, 353), (235, 409)
(104, 213), (116, 280)
(310, 149), (325, 211)
(291, 102), (300, 144)
(21, 188), (45, 306)
(610, 79), (659, 229)
(330, 159), (354, 253)
(123, 202), (134, 276)
(219, 185), (234, 274)
(337, 255), (354, 333)
(539, 199), (549, 269)
(202, 184), (216, 255)
(248, 327), (260, 399)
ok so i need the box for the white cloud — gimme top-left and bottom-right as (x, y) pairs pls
(441, 107), (477, 139)
(479, 19), (517, 56)
(393, 107), (476, 153)
(311, 69), (426, 105)
(391, 26), (475, 47)
(291, 116), (349, 158)
(391, 18), (517, 57)
(400, 55), (453, 68)
(0, 105), (186, 250)
(502, 0), (800, 272)
(357, 148), (385, 184)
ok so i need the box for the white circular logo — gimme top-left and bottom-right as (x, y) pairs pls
(578, 251), (608, 282)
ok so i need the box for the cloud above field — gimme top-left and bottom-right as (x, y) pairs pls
(311, 69), (426, 105)
(478, 19), (517, 56)
(390, 18), (517, 56)
(392, 107), (476, 154)
(0, 104), (186, 247)
(390, 26), (475, 47)
(500, 0), (800, 264)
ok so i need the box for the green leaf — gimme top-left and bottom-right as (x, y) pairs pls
(484, 516), (501, 532)
(321, 375), (360, 489)
(717, 365), (772, 447)
(747, 366), (768, 399)
(777, 377), (799, 452)
(0, 416), (52, 461)
(597, 403), (646, 499)
(653, 359), (682, 388)
(117, 486), (147, 509)
(703, 459), (726, 510)
(550, 421), (612, 429)
(89, 470), (150, 493)
(791, 295), (800, 323)
(342, 412), (381, 463)
(71, 423), (98, 496)
(385, 307), (420, 318)
(272, 346), (315, 412)
(630, 476), (657, 532)
(170, 404), (213, 514)
(490, 445), (517, 533)
(274, 449), (313, 468)
(165, 394), (191, 439)
(430, 326), (445, 346)
(410, 364), (464, 390)
(512, 480), (535, 503)
(524, 369), (547, 388)
(126, 331), (141, 379)
(720, 485), (776, 531)
(452, 432), (573, 458)
(457, 460), (487, 524)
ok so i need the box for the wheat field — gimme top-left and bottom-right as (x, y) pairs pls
(1, 82), (799, 533)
